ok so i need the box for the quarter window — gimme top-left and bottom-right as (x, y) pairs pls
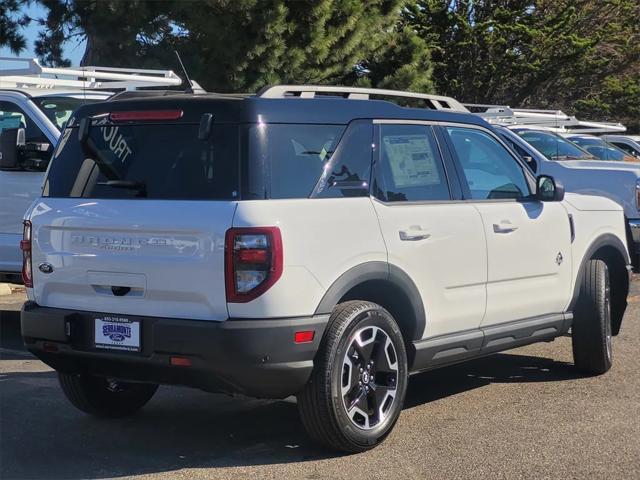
(446, 127), (531, 200)
(374, 124), (450, 202)
(246, 124), (345, 199)
(313, 120), (373, 198)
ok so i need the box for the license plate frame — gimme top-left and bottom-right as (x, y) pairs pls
(94, 316), (141, 352)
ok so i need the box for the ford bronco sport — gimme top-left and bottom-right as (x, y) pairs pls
(21, 85), (632, 452)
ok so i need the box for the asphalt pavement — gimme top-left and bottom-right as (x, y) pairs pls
(1, 277), (638, 480)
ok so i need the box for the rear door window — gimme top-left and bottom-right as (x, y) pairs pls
(44, 122), (239, 200)
(373, 124), (450, 202)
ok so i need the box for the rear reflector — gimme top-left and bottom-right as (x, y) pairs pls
(170, 356), (192, 367)
(109, 110), (184, 122)
(294, 331), (315, 344)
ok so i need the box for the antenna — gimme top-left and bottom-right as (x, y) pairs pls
(174, 51), (194, 94)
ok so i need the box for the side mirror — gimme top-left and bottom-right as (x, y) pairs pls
(0, 128), (25, 170)
(522, 155), (537, 173)
(536, 175), (564, 202)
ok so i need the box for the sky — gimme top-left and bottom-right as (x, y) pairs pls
(0, 3), (86, 66)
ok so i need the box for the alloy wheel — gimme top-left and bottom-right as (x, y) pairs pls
(340, 325), (399, 430)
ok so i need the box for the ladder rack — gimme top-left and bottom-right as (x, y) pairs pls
(257, 85), (470, 112)
(465, 103), (627, 134)
(0, 57), (183, 91)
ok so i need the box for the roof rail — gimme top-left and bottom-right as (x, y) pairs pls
(257, 85), (469, 112)
(465, 103), (626, 134)
(0, 57), (183, 91)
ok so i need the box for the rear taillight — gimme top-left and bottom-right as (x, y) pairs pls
(20, 220), (32, 288)
(636, 178), (640, 211)
(225, 227), (283, 303)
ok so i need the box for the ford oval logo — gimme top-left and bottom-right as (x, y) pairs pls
(38, 263), (54, 274)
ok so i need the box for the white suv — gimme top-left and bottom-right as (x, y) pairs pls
(19, 86), (632, 452)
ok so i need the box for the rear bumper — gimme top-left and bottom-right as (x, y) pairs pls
(21, 302), (329, 399)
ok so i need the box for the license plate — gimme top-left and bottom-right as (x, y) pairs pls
(94, 316), (141, 352)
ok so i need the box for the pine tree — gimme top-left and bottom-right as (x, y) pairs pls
(18, 0), (435, 94)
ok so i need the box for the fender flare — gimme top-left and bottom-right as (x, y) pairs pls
(568, 233), (630, 319)
(314, 261), (426, 341)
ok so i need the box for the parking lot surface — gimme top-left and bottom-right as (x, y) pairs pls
(1, 277), (638, 480)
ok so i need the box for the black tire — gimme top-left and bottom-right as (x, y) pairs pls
(58, 373), (158, 417)
(297, 301), (408, 452)
(572, 259), (613, 375)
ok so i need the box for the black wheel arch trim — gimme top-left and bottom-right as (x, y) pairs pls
(313, 261), (427, 341)
(568, 233), (630, 334)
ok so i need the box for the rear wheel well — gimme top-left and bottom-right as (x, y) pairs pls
(591, 245), (629, 335)
(337, 280), (420, 349)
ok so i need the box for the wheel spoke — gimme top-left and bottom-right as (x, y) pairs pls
(372, 335), (398, 374)
(346, 387), (370, 428)
(341, 350), (361, 397)
(370, 382), (395, 422)
(371, 381), (389, 407)
(353, 325), (377, 362)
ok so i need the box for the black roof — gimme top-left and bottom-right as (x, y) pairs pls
(69, 92), (491, 127)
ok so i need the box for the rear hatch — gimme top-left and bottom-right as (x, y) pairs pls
(28, 107), (239, 321)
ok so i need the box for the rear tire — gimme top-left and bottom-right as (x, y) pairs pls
(572, 259), (613, 375)
(297, 301), (408, 452)
(59, 373), (158, 417)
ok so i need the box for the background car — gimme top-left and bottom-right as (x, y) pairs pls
(564, 134), (639, 163)
(508, 127), (597, 161)
(601, 135), (640, 159)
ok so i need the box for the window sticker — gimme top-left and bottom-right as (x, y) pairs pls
(382, 134), (441, 187)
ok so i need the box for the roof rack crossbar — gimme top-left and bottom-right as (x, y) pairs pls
(0, 57), (182, 90)
(257, 85), (469, 112)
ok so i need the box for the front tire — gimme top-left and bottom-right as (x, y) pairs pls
(572, 259), (613, 375)
(297, 301), (408, 452)
(59, 373), (158, 417)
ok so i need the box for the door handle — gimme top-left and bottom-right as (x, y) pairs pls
(492, 221), (519, 234)
(399, 226), (431, 241)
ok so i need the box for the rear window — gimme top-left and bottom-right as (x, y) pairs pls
(44, 122), (239, 200)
